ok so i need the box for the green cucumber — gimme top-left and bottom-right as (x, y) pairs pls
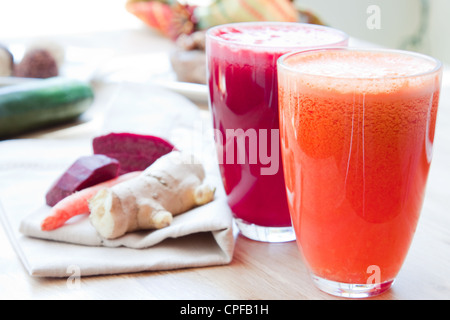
(0, 77), (94, 138)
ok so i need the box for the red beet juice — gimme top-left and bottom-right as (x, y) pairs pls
(206, 22), (348, 242)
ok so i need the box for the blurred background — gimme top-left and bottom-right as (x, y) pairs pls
(295, 0), (450, 64)
(0, 0), (448, 62)
(0, 0), (448, 89)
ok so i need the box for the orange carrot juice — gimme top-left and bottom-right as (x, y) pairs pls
(278, 48), (442, 297)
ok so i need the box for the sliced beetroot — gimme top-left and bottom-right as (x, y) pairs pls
(93, 133), (176, 175)
(45, 154), (120, 207)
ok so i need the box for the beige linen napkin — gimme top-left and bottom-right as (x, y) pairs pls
(0, 84), (236, 277)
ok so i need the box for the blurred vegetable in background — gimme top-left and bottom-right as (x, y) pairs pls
(126, 0), (324, 39)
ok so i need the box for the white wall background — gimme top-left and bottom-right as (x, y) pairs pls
(295, 0), (450, 64)
(427, 0), (450, 64)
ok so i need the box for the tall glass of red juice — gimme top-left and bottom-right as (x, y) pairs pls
(278, 48), (443, 297)
(206, 23), (349, 242)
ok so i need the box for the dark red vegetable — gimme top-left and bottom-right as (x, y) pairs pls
(93, 132), (175, 175)
(45, 154), (120, 207)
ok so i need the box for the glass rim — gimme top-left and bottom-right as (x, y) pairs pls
(277, 47), (443, 80)
(205, 21), (349, 50)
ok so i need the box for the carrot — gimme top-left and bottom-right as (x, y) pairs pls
(41, 171), (142, 231)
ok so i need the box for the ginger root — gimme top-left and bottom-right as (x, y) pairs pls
(88, 151), (215, 239)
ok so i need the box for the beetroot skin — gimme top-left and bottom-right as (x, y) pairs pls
(93, 133), (176, 175)
(46, 154), (120, 207)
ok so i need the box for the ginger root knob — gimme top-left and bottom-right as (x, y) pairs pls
(89, 151), (215, 239)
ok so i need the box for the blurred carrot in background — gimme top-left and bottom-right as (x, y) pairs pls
(126, 0), (324, 39)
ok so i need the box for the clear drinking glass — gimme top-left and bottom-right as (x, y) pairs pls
(278, 48), (443, 297)
(206, 22), (348, 242)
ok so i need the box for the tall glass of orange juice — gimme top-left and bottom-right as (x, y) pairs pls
(277, 48), (443, 298)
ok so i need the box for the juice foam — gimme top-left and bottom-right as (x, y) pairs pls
(283, 49), (437, 78)
(280, 49), (440, 95)
(212, 23), (348, 49)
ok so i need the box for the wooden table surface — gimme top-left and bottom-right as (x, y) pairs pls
(1, 22), (450, 300)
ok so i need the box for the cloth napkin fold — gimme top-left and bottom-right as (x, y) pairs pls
(0, 84), (236, 277)
(9, 194), (234, 278)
